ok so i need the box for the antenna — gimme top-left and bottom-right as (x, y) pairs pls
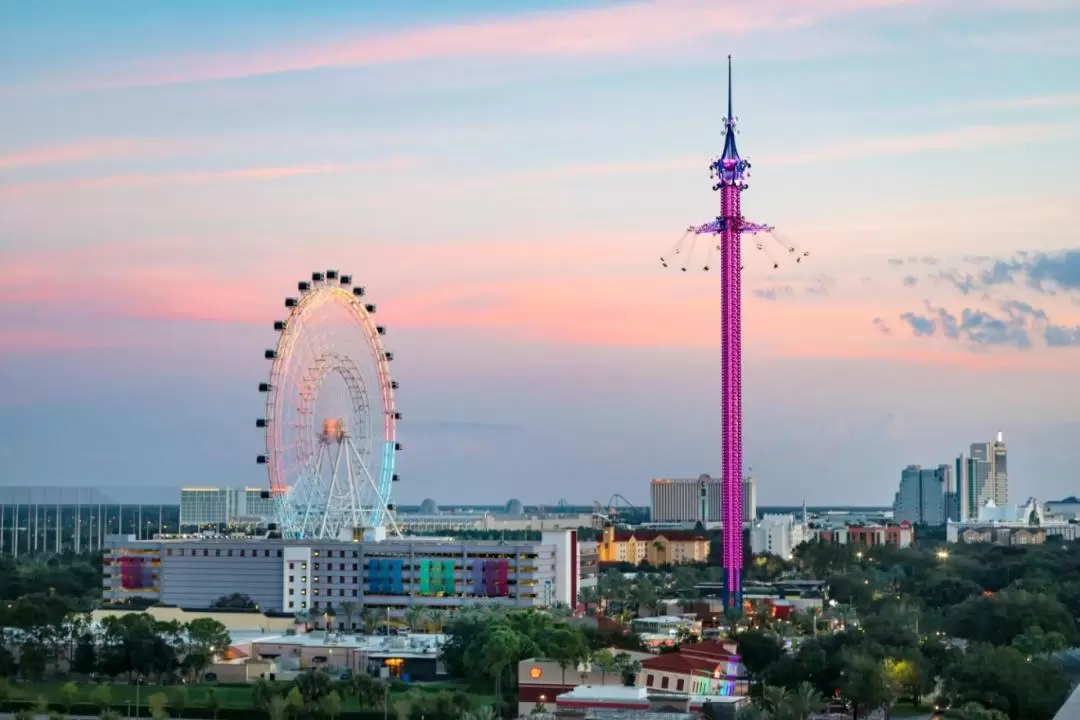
(727, 54), (734, 124)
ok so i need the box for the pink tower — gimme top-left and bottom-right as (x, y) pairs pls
(694, 56), (772, 610)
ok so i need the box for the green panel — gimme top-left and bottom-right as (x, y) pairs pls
(442, 559), (456, 594)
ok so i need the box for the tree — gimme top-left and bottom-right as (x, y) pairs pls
(321, 690), (343, 720)
(942, 644), (1070, 720)
(205, 688), (220, 720)
(405, 605), (428, 633)
(210, 593), (257, 610)
(59, 682), (78, 714)
(339, 601), (360, 632)
(184, 618), (230, 682)
(268, 695), (288, 720)
(92, 684), (113, 714)
(787, 682), (825, 719)
(839, 652), (890, 720)
(147, 692), (169, 720)
(19, 640), (47, 680)
(285, 687), (304, 717)
(736, 630), (785, 697)
(72, 632), (97, 675)
(592, 649), (617, 684)
(0, 678), (10, 706)
(169, 685), (188, 718)
(949, 590), (1078, 647)
(944, 703), (1010, 720)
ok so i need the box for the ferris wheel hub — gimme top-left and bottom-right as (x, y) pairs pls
(321, 418), (347, 443)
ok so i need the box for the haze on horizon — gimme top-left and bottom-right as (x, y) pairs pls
(2, 0), (1079, 507)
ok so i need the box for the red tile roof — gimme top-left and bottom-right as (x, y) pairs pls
(679, 640), (740, 661)
(641, 652), (725, 677)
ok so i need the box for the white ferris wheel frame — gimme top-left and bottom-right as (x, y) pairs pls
(263, 278), (400, 539)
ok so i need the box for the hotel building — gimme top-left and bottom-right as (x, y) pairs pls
(103, 530), (580, 617)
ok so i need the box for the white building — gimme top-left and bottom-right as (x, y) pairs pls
(749, 514), (811, 560)
(179, 487), (278, 528)
(893, 465), (948, 525)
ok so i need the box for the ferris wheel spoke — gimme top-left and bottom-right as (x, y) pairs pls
(347, 439), (401, 537)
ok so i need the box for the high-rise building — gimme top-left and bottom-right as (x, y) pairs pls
(650, 474), (757, 524)
(976, 433), (1006, 507)
(651, 476), (722, 523)
(893, 465), (949, 525)
(742, 476), (757, 523)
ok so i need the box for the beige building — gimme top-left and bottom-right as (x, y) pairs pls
(598, 525), (709, 566)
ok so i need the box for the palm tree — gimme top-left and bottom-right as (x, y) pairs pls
(762, 686), (792, 717)
(787, 682), (825, 719)
(362, 608), (383, 635)
(592, 649), (617, 684)
(461, 708), (496, 720)
(339, 601), (360, 632)
(294, 610), (310, 632)
(404, 605), (428, 633)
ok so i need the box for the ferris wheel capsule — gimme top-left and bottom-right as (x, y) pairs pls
(260, 272), (400, 539)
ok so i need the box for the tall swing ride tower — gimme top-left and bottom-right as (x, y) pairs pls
(662, 57), (806, 610)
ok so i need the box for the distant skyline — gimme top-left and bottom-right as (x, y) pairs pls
(2, 0), (1079, 505)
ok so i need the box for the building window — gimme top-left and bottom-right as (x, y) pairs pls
(215, 549), (221, 556)
(661, 677), (669, 689)
(240, 549), (246, 557)
(277, 550), (283, 557)
(289, 562), (294, 570)
(289, 576), (294, 583)
(314, 563), (320, 570)
(166, 549), (173, 556)
(646, 675), (654, 687)
(288, 601), (294, 608)
(676, 679), (684, 692)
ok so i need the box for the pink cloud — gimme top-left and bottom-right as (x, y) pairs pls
(0, 330), (134, 353)
(4, 237), (1075, 372)
(0, 157), (421, 197)
(42, 0), (959, 90)
(0, 139), (192, 171)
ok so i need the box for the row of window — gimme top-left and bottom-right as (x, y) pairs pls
(284, 591), (541, 610)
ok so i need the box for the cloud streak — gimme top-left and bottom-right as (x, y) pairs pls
(0, 158), (421, 197)
(14, 0), (1053, 91)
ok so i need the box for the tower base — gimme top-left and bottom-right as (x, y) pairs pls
(723, 568), (743, 612)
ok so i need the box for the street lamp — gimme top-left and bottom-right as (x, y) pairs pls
(936, 550), (949, 561)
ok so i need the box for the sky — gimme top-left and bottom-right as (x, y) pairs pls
(1, 0), (1079, 507)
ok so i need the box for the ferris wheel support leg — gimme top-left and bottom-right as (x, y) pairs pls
(319, 439), (347, 539)
(343, 437), (364, 531)
(298, 443), (329, 539)
(348, 441), (403, 538)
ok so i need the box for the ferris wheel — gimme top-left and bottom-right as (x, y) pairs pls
(256, 270), (401, 539)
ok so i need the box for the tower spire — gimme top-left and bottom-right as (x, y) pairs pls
(727, 54), (733, 126)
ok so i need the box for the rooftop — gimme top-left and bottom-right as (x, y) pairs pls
(241, 631), (446, 658)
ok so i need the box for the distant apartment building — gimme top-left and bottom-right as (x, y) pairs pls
(893, 465), (949, 525)
(179, 487), (277, 529)
(749, 514), (811, 560)
(598, 525), (709, 566)
(650, 475), (756, 524)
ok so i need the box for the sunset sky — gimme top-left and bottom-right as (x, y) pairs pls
(2, 0), (1079, 506)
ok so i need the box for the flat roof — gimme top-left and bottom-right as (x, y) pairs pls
(248, 631), (446, 658)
